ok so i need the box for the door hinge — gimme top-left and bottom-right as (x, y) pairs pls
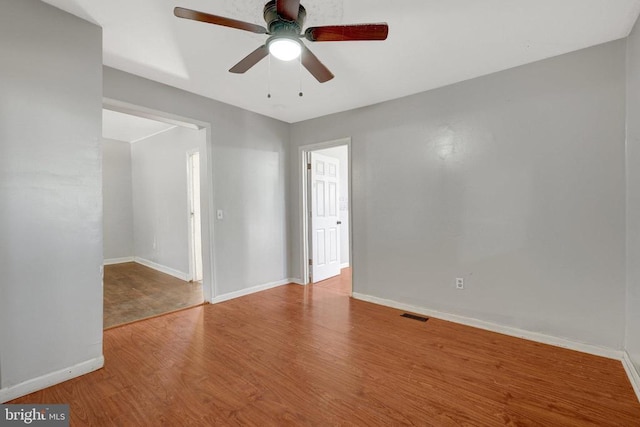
(307, 162), (311, 170)
(309, 259), (312, 266)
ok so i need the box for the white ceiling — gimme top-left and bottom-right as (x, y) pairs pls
(44, 0), (640, 123)
(103, 109), (176, 143)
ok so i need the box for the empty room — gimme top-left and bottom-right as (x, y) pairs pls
(1, 0), (640, 425)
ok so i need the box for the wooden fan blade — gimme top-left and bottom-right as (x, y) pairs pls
(174, 7), (267, 34)
(229, 45), (269, 74)
(300, 45), (334, 83)
(305, 23), (389, 42)
(276, 0), (300, 22)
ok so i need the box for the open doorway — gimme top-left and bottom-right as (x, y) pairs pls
(300, 139), (352, 295)
(101, 103), (212, 328)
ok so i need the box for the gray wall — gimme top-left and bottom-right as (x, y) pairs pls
(290, 40), (627, 349)
(131, 126), (204, 276)
(103, 138), (134, 260)
(315, 145), (350, 266)
(626, 18), (640, 371)
(0, 0), (103, 390)
(104, 67), (290, 296)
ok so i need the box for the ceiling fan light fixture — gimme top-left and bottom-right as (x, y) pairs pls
(268, 37), (301, 61)
(174, 2), (388, 83)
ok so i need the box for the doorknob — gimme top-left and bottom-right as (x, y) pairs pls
(337, 221), (342, 225)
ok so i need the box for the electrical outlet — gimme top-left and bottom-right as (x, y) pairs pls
(456, 278), (464, 289)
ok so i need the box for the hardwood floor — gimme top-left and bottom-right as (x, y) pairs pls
(311, 267), (352, 295)
(103, 262), (203, 328)
(12, 272), (640, 425)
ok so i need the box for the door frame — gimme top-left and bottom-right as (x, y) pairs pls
(103, 97), (217, 303)
(299, 137), (352, 287)
(186, 149), (203, 282)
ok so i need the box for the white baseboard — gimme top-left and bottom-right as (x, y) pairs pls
(134, 257), (188, 281)
(340, 263), (350, 269)
(103, 257), (134, 265)
(289, 278), (305, 286)
(210, 279), (294, 304)
(0, 356), (104, 403)
(622, 351), (640, 402)
(352, 292), (622, 360)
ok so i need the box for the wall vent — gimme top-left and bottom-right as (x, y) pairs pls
(401, 313), (429, 322)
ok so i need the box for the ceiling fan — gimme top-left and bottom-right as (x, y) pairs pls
(174, 0), (389, 83)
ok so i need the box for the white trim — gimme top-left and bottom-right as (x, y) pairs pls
(0, 356), (104, 403)
(103, 98), (200, 130)
(185, 148), (200, 284)
(134, 257), (188, 281)
(289, 278), (306, 286)
(210, 279), (294, 304)
(340, 262), (350, 269)
(300, 149), (310, 285)
(622, 351), (640, 402)
(352, 292), (623, 360)
(103, 257), (135, 265)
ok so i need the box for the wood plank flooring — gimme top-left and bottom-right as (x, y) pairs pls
(311, 267), (352, 295)
(12, 269), (640, 425)
(103, 262), (203, 328)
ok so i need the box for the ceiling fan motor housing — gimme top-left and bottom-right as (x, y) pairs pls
(263, 0), (307, 36)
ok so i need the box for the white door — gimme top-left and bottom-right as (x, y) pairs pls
(310, 152), (341, 282)
(188, 151), (203, 282)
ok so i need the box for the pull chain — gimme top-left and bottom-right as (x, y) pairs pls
(267, 52), (304, 98)
(267, 54), (272, 99)
(298, 53), (303, 97)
